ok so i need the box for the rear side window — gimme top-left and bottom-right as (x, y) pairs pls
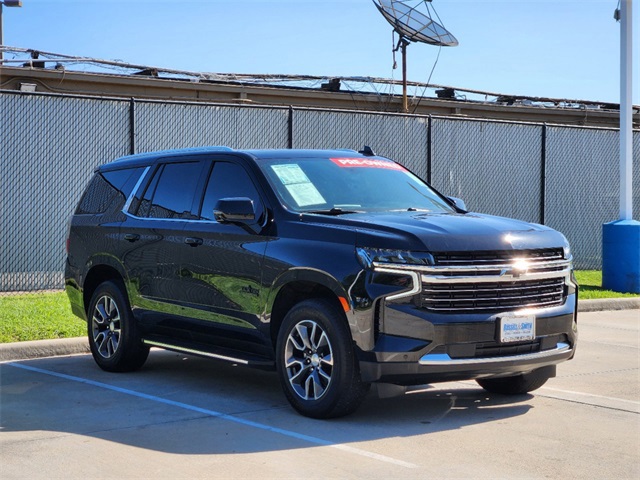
(137, 162), (202, 219)
(76, 167), (144, 215)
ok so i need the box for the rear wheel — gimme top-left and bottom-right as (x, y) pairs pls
(476, 368), (552, 395)
(87, 280), (149, 372)
(276, 299), (369, 419)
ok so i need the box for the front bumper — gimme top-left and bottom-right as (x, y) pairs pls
(351, 250), (578, 384)
(360, 340), (572, 384)
(357, 295), (578, 384)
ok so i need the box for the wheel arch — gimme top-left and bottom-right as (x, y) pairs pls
(82, 257), (128, 315)
(268, 268), (351, 349)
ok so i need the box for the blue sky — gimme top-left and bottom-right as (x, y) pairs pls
(3, 0), (638, 104)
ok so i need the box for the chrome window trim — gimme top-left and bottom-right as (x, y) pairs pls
(122, 211), (218, 223)
(120, 163), (268, 227)
(122, 165), (151, 214)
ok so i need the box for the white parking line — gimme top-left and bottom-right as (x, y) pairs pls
(7, 362), (417, 469)
(539, 386), (640, 414)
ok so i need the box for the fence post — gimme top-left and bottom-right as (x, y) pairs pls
(129, 98), (136, 155)
(427, 115), (432, 184)
(540, 123), (547, 225)
(288, 105), (294, 149)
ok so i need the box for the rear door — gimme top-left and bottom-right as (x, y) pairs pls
(120, 159), (207, 317)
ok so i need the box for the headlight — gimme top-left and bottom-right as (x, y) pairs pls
(356, 247), (434, 269)
(563, 245), (571, 260)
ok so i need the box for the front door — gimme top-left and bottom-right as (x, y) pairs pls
(179, 160), (271, 353)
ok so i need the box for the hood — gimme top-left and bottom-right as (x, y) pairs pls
(300, 211), (567, 253)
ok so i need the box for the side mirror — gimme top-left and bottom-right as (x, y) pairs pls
(447, 196), (467, 212)
(213, 197), (256, 223)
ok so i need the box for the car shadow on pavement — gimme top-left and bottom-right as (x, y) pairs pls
(1, 349), (534, 456)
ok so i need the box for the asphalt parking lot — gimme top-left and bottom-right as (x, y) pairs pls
(1, 309), (638, 480)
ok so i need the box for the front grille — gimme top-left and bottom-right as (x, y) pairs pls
(421, 277), (565, 312)
(433, 248), (564, 266)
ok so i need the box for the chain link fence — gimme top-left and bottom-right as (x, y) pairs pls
(135, 101), (289, 152)
(1, 90), (639, 290)
(1, 93), (130, 291)
(293, 109), (429, 179)
(431, 118), (543, 225)
(546, 126), (619, 269)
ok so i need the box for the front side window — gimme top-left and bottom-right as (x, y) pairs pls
(199, 162), (265, 222)
(258, 156), (454, 214)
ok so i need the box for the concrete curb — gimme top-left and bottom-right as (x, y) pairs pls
(0, 337), (89, 362)
(1, 299), (637, 362)
(578, 297), (640, 312)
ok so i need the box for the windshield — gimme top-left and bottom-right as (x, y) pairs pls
(258, 156), (455, 214)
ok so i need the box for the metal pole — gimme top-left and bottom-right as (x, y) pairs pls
(1, 4), (4, 61)
(288, 105), (294, 149)
(540, 124), (547, 225)
(619, 0), (633, 220)
(129, 98), (136, 155)
(603, 0), (639, 294)
(401, 40), (408, 113)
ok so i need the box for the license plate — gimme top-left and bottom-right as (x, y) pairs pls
(499, 315), (536, 343)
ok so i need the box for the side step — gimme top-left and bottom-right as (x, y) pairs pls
(142, 338), (275, 369)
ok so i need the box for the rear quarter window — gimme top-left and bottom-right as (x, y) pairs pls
(76, 167), (145, 215)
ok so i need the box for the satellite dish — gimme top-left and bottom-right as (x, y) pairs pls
(372, 0), (458, 112)
(374, 0), (458, 46)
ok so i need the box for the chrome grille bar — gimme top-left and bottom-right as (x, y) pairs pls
(433, 248), (565, 266)
(422, 298), (565, 312)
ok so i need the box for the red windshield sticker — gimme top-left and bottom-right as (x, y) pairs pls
(330, 158), (406, 171)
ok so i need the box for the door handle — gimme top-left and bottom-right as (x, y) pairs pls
(184, 237), (203, 247)
(124, 233), (140, 242)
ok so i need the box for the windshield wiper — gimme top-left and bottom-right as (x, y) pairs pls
(304, 208), (361, 216)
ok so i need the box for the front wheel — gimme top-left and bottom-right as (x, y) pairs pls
(476, 368), (552, 395)
(87, 280), (149, 372)
(276, 299), (369, 419)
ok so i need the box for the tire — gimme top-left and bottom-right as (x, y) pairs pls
(476, 368), (551, 395)
(87, 280), (149, 372)
(275, 299), (370, 419)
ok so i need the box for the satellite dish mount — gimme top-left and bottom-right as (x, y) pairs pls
(393, 36), (411, 113)
(373, 0), (458, 112)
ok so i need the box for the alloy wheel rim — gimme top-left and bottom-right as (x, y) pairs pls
(284, 320), (334, 400)
(91, 295), (121, 359)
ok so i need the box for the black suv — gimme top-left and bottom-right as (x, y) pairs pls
(66, 147), (577, 418)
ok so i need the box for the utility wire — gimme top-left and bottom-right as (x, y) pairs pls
(411, 45), (442, 114)
(411, 0), (449, 113)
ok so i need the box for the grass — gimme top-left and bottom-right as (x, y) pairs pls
(0, 271), (637, 343)
(574, 270), (639, 300)
(0, 291), (85, 343)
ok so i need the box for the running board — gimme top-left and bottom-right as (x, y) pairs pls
(143, 339), (275, 368)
